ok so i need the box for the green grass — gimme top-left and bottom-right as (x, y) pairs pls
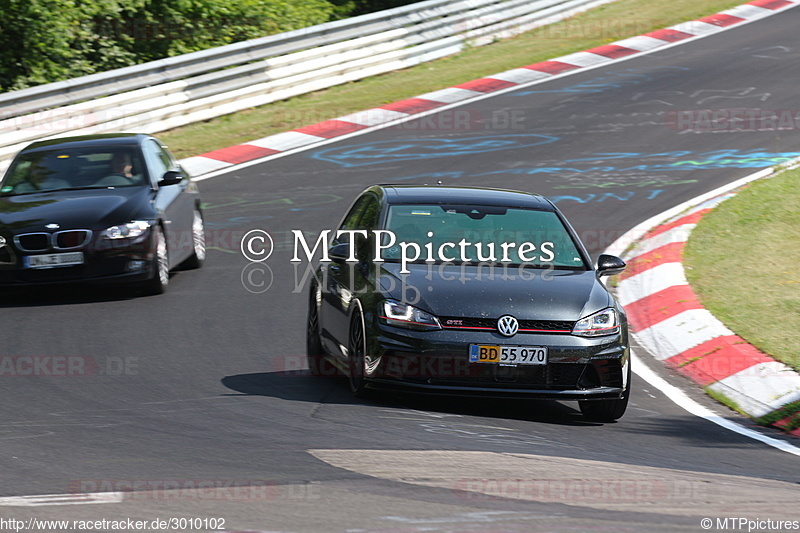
(705, 387), (745, 417)
(160, 0), (745, 158)
(684, 168), (800, 373)
(755, 399), (800, 430)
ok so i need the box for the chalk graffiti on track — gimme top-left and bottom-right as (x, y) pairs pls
(391, 149), (800, 182)
(311, 134), (559, 167)
(386, 148), (800, 205)
(513, 67), (689, 96)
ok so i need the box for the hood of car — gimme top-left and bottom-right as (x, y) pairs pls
(377, 262), (612, 322)
(0, 187), (149, 233)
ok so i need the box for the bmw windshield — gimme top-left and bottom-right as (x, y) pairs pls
(1, 147), (146, 196)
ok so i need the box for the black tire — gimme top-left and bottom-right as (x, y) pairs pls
(142, 225), (169, 295)
(181, 208), (205, 270)
(306, 288), (336, 377)
(579, 362), (631, 422)
(348, 306), (368, 398)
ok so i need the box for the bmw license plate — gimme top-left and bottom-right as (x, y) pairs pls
(24, 252), (84, 269)
(469, 344), (547, 365)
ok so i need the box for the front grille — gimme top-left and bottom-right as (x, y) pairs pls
(549, 363), (586, 386)
(14, 230), (92, 252)
(15, 233), (50, 252)
(594, 358), (624, 388)
(54, 230), (92, 250)
(423, 360), (587, 389)
(440, 316), (574, 333)
(440, 317), (495, 329)
(510, 363), (586, 387)
(519, 319), (575, 333)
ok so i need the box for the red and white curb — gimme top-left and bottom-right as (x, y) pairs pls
(178, 0), (799, 177)
(615, 181), (800, 436)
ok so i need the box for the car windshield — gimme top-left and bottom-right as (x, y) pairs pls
(382, 204), (588, 269)
(0, 147), (145, 196)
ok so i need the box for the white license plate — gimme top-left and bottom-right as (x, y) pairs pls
(24, 252), (84, 269)
(469, 344), (547, 365)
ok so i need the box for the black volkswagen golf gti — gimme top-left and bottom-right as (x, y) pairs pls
(0, 134), (204, 294)
(307, 185), (631, 421)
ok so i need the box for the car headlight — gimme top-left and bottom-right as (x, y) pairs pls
(102, 221), (151, 239)
(380, 299), (441, 331)
(572, 308), (620, 337)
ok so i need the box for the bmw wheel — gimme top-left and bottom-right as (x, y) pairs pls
(143, 225), (169, 295)
(182, 208), (205, 270)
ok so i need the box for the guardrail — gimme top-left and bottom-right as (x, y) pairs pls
(0, 0), (611, 170)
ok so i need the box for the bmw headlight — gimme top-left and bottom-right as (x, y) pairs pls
(103, 221), (151, 239)
(380, 299), (441, 331)
(572, 308), (620, 337)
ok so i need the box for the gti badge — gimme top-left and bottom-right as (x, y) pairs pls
(497, 315), (519, 337)
(45, 223), (60, 230)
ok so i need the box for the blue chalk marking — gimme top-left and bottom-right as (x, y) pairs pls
(311, 134), (559, 167)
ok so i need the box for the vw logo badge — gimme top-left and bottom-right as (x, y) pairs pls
(497, 315), (519, 337)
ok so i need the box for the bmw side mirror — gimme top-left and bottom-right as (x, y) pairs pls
(158, 170), (184, 187)
(329, 242), (351, 264)
(596, 254), (626, 277)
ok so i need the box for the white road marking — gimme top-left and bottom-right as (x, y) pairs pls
(0, 493), (123, 506)
(631, 351), (800, 456)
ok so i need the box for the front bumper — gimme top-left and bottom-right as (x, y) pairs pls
(361, 322), (629, 399)
(0, 232), (155, 286)
(366, 379), (625, 400)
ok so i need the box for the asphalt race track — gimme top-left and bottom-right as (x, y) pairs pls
(2, 7), (800, 533)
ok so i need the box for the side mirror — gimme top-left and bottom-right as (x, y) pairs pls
(596, 254), (626, 277)
(158, 170), (184, 187)
(329, 242), (351, 264)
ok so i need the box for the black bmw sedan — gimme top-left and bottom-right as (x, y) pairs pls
(0, 134), (204, 294)
(306, 185), (630, 421)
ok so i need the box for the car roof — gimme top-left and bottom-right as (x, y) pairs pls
(21, 133), (150, 153)
(379, 185), (553, 210)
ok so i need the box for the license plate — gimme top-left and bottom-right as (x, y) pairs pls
(469, 344), (547, 365)
(24, 252), (84, 269)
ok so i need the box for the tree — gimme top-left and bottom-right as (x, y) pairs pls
(0, 0), (336, 92)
